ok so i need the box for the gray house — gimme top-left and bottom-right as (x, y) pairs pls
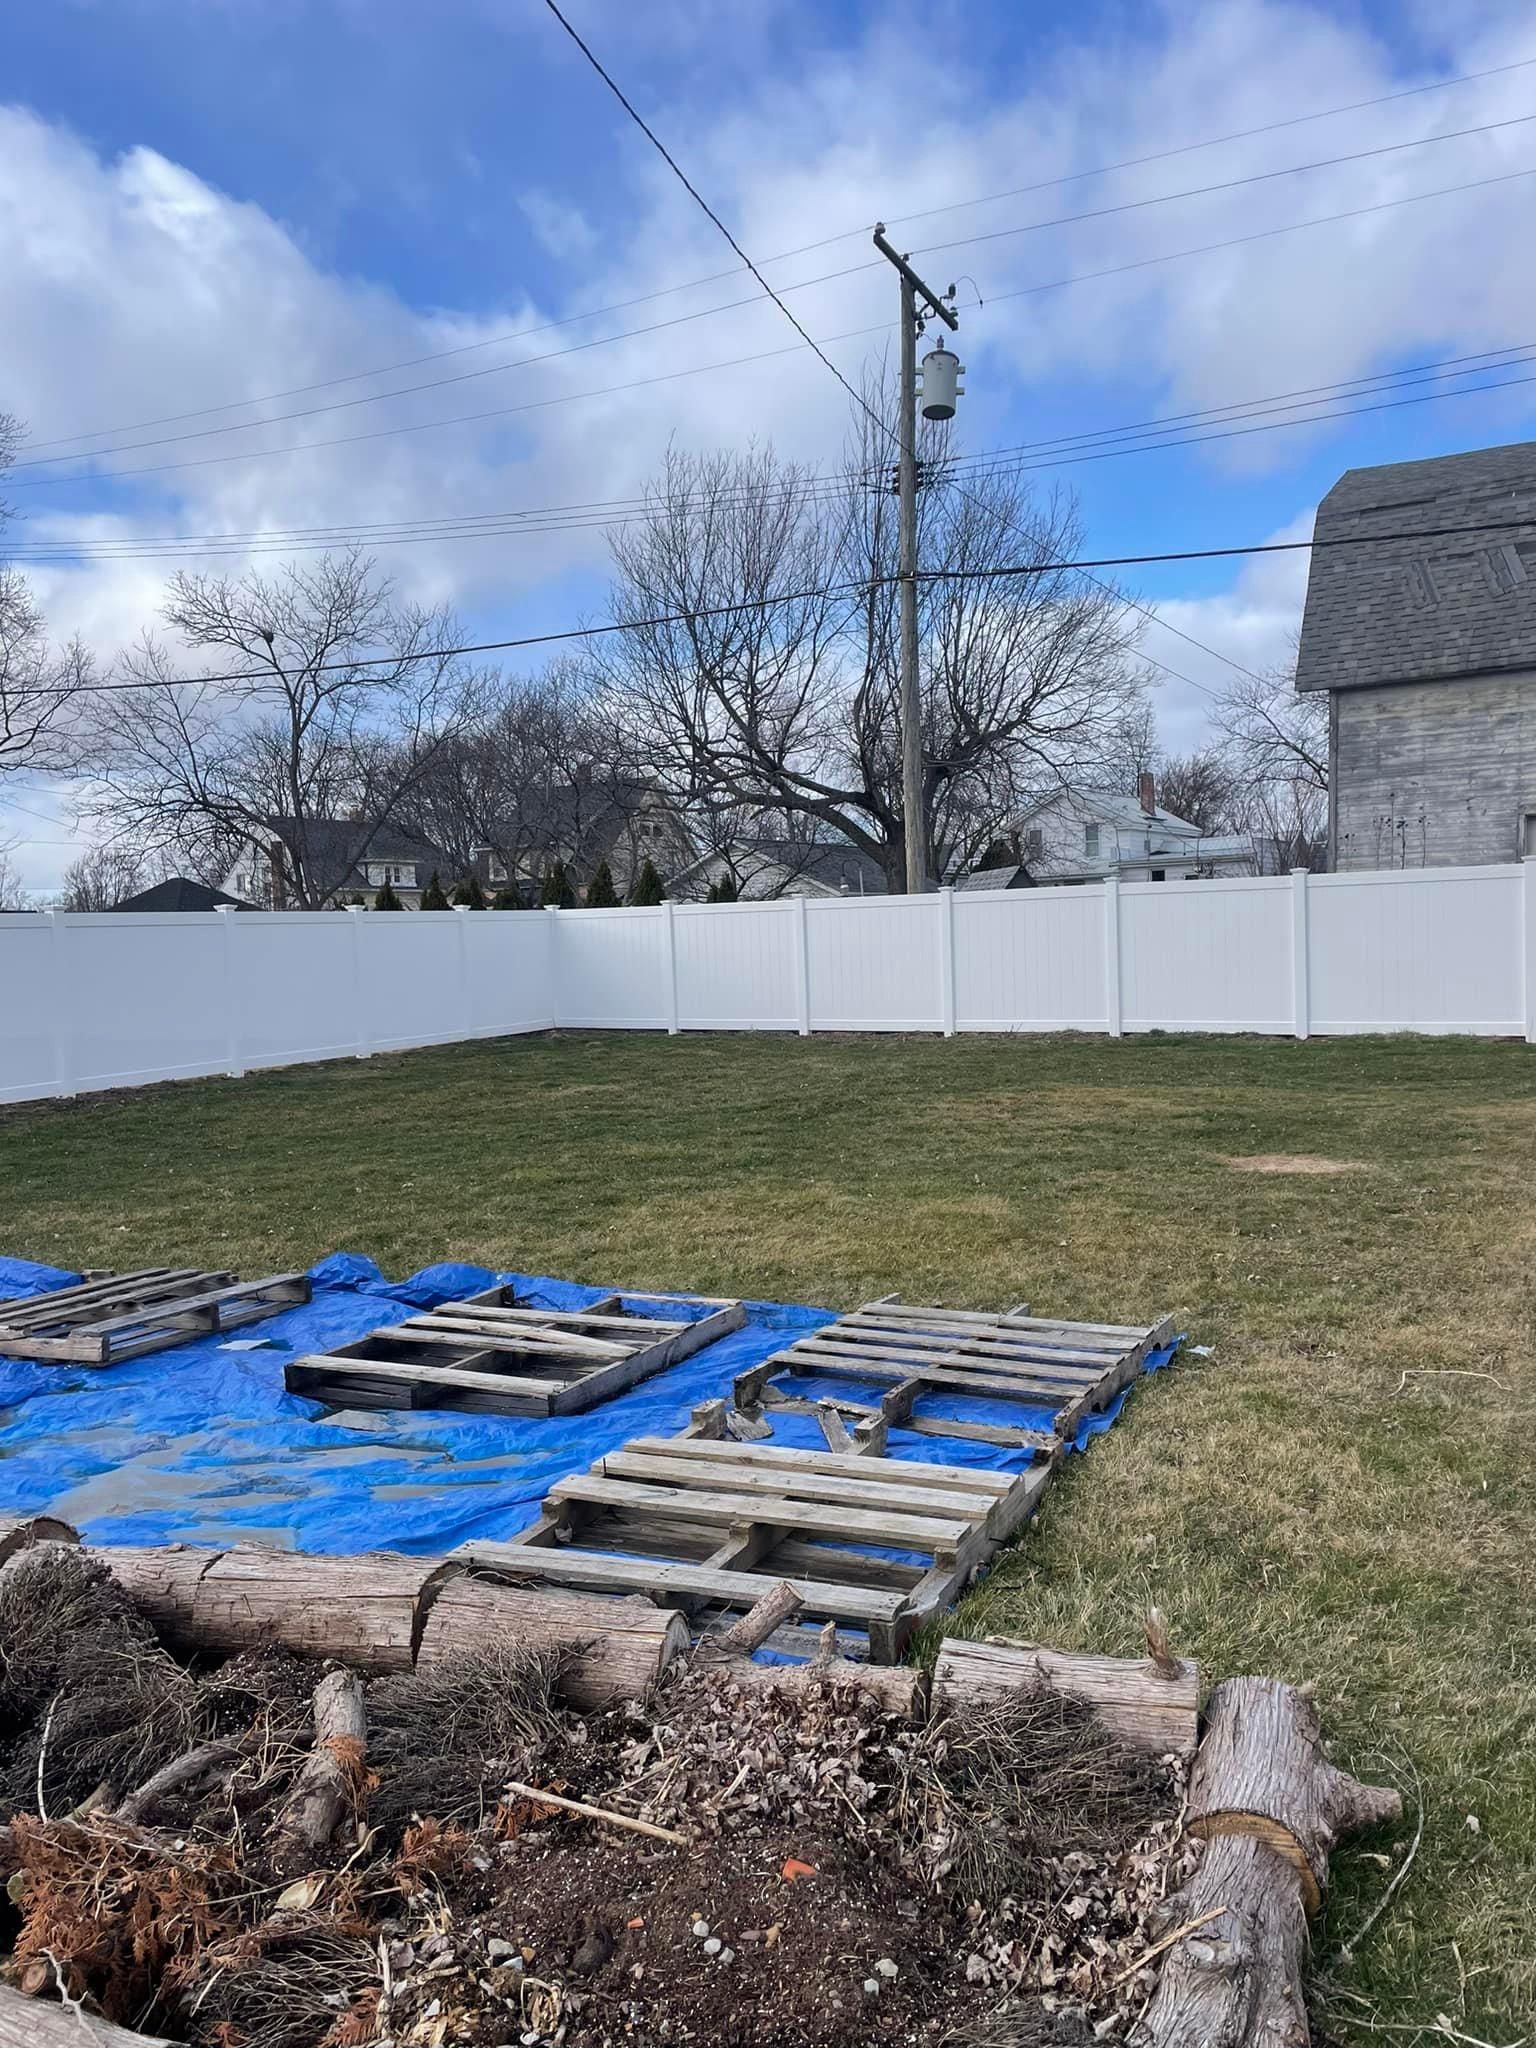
(1296, 439), (1536, 870)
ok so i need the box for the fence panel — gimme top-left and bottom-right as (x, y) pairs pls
(805, 895), (943, 1031)
(0, 863), (1529, 1106)
(57, 913), (231, 1092)
(231, 911), (362, 1069)
(1121, 876), (1295, 1034)
(0, 913), (66, 1102)
(465, 909), (554, 1035)
(953, 886), (1108, 1030)
(1309, 865), (1523, 1034)
(673, 901), (800, 1030)
(554, 907), (669, 1028)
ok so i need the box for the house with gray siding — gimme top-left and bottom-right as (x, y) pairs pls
(1296, 439), (1536, 870)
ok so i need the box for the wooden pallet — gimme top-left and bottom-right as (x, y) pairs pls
(284, 1288), (746, 1417)
(458, 1431), (1054, 1662)
(0, 1268), (312, 1365)
(734, 1298), (1177, 1448)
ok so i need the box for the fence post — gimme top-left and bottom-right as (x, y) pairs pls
(1524, 856), (1536, 1046)
(1102, 875), (1122, 1038)
(663, 899), (680, 1035)
(217, 906), (245, 1077)
(545, 905), (561, 1028)
(47, 910), (74, 1098)
(795, 894), (811, 1037)
(454, 903), (473, 1037)
(939, 886), (957, 1037)
(348, 906), (372, 1058)
(1291, 869), (1312, 1041)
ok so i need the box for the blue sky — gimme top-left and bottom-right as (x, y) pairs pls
(4, 0), (1536, 888)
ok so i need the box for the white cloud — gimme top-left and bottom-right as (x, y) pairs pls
(5, 0), (1536, 893)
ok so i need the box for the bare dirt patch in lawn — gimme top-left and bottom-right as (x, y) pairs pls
(1224, 1153), (1366, 1175)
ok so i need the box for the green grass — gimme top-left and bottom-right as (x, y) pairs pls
(2, 1030), (1533, 2035)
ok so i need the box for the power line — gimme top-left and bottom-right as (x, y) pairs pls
(40, 511), (1536, 696)
(904, 109), (1536, 264)
(14, 158), (1535, 494)
(538, 0), (887, 445)
(12, 346), (1536, 564)
(21, 52), (1536, 458)
(5, 337), (1529, 552)
(15, 108), (1533, 477)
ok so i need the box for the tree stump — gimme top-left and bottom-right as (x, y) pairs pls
(1134, 1677), (1403, 2048)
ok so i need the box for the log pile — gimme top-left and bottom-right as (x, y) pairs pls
(0, 1524), (1403, 2048)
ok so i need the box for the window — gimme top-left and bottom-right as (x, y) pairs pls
(1024, 827), (1044, 860)
(486, 853), (508, 883)
(1524, 810), (1536, 856)
(365, 862), (416, 887)
(1084, 823), (1101, 858)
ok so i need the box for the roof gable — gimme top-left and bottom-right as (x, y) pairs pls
(1297, 437), (1536, 693)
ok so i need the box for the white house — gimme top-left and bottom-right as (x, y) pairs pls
(959, 776), (1265, 888)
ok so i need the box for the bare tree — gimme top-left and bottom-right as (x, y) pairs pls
(602, 409), (1144, 891)
(1214, 658), (1329, 870)
(59, 841), (167, 911)
(80, 551), (484, 907)
(1155, 747), (1243, 835)
(0, 833), (30, 910)
(1, 411), (94, 776)
(395, 657), (636, 889)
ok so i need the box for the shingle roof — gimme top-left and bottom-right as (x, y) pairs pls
(1014, 789), (1201, 835)
(112, 878), (246, 912)
(1295, 438), (1536, 693)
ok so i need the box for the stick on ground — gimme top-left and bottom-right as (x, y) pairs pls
(502, 1780), (691, 1847)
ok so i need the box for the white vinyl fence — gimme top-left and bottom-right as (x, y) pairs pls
(2, 862), (1533, 1105)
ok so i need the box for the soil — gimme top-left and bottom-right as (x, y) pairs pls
(1224, 1153), (1365, 1175)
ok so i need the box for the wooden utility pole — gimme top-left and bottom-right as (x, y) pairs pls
(873, 226), (959, 895)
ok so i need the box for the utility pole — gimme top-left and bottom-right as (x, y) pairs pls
(873, 225), (961, 895)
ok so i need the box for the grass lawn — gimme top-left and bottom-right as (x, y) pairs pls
(1, 1029), (1533, 2037)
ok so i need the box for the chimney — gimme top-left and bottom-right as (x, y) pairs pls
(1138, 770), (1156, 815)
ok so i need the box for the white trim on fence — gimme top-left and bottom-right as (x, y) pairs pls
(0, 862), (1528, 1105)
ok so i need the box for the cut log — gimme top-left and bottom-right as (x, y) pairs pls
(90, 1542), (219, 1641)
(96, 1542), (441, 1667)
(191, 1547), (445, 1672)
(272, 1668), (368, 1872)
(704, 1653), (929, 1718)
(714, 1580), (803, 1654)
(0, 1983), (175, 2046)
(1133, 1677), (1404, 2048)
(417, 1578), (688, 1711)
(932, 1637), (1200, 1754)
(0, 1515), (78, 1563)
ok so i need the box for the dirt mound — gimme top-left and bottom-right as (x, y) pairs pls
(0, 1600), (1189, 2046)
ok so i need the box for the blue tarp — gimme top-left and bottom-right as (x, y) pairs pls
(0, 1253), (1178, 1556)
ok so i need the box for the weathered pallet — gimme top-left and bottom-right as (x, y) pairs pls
(284, 1289), (745, 1417)
(0, 1269), (311, 1365)
(459, 1432), (1054, 1662)
(734, 1298), (1176, 1445)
